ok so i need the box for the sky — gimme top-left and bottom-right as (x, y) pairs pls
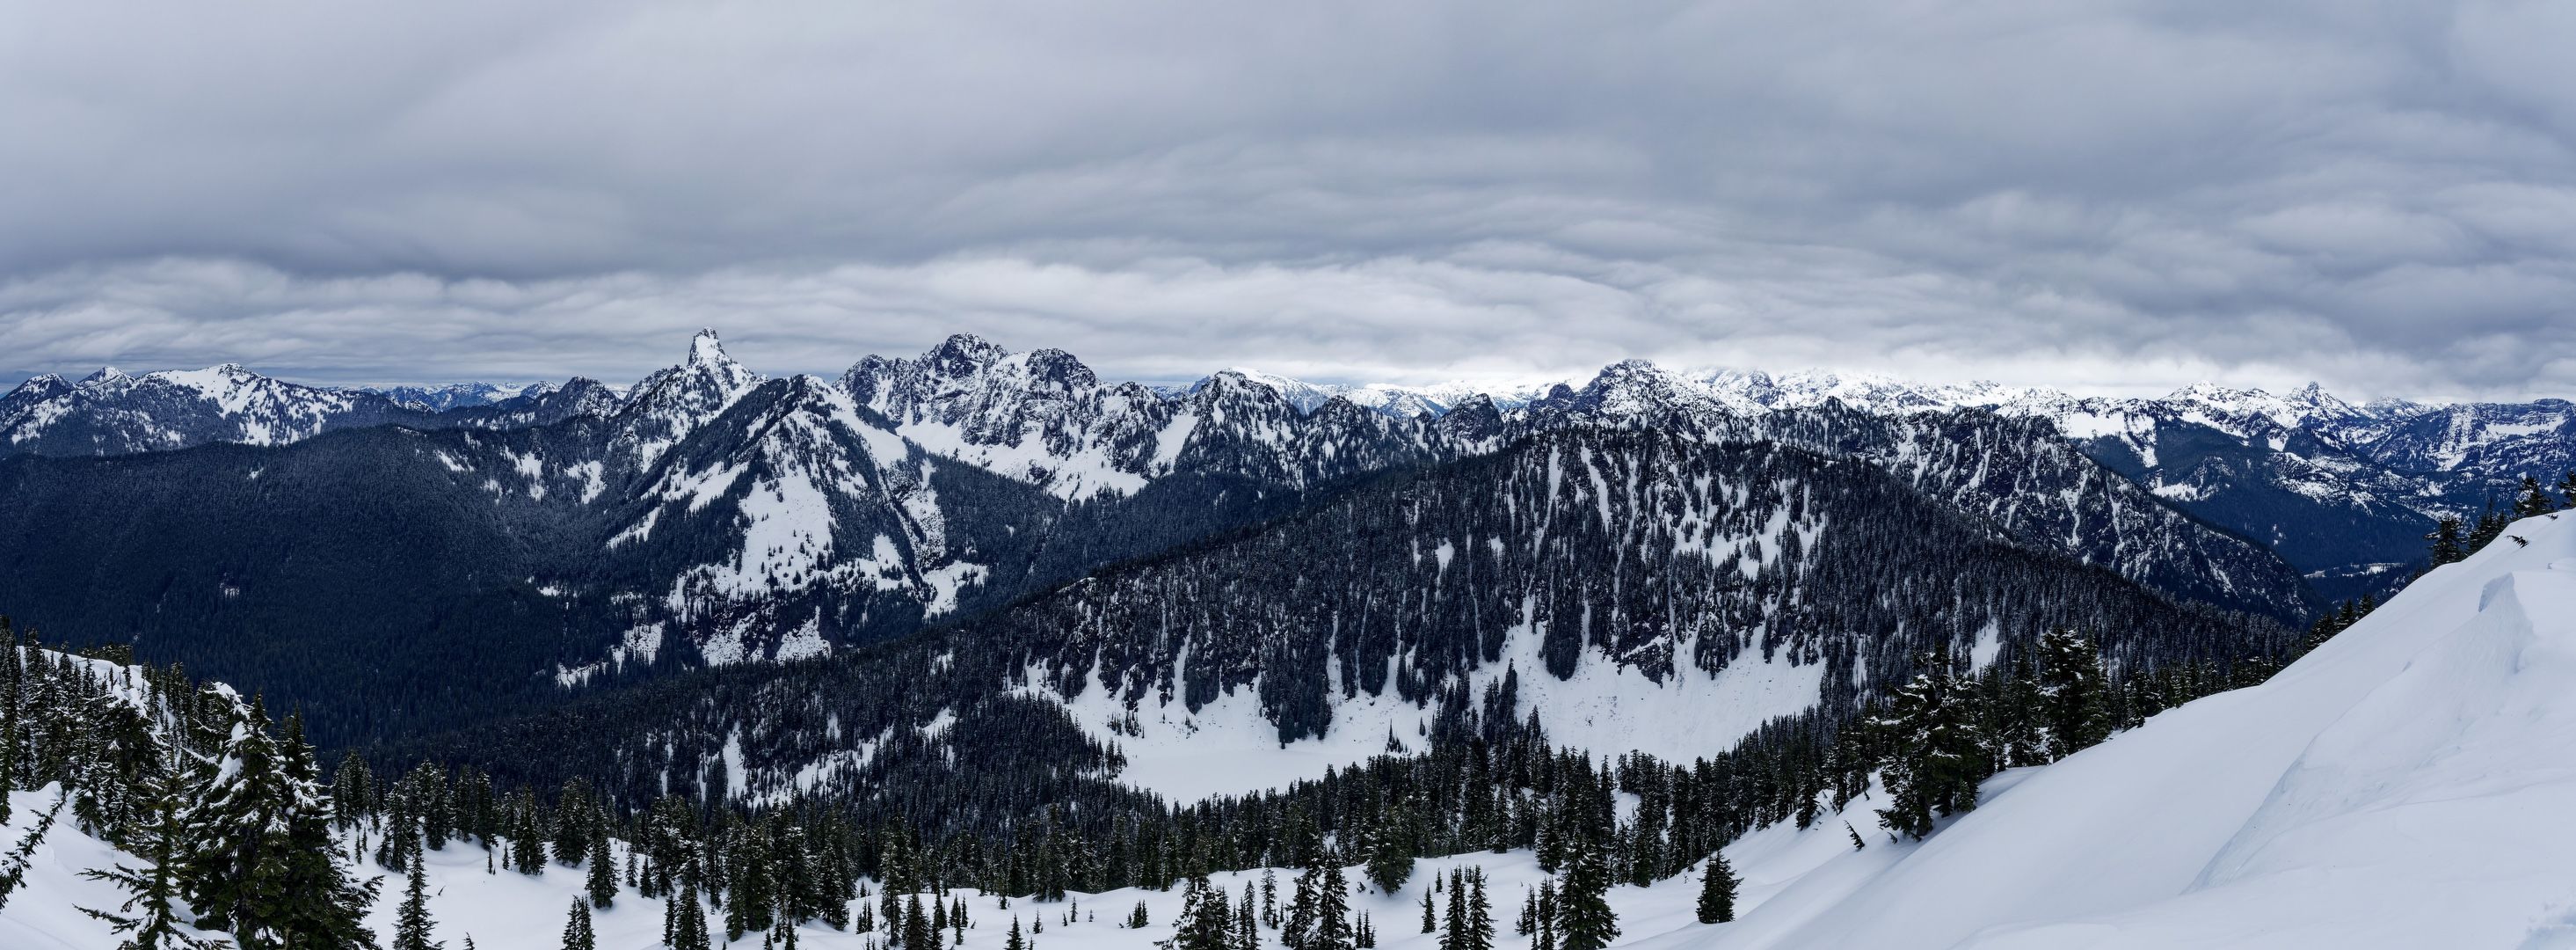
(3, 0), (2574, 400)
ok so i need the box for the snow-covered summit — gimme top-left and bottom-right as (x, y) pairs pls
(0, 361), (396, 454)
(608, 328), (766, 468)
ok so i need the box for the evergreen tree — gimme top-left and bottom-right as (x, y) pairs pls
(1363, 821), (1413, 895)
(1260, 869), (1278, 928)
(772, 910), (801, 950)
(1310, 863), (1353, 950)
(1235, 882), (1260, 950)
(1462, 870), (1494, 950)
(1441, 870), (1466, 950)
(1005, 917), (1026, 950)
(1982, 657), (2046, 770)
(1554, 837), (1619, 950)
(2427, 516), (2469, 566)
(2034, 629), (2112, 760)
(177, 696), (308, 946)
(78, 769), (224, 950)
(273, 715), (381, 950)
(1166, 877), (1232, 950)
(1695, 853), (1738, 924)
(1282, 865), (1318, 950)
(2470, 509), (2509, 553)
(905, 894), (933, 950)
(330, 752), (375, 832)
(560, 900), (594, 950)
(673, 883), (713, 950)
(1874, 653), (1992, 839)
(586, 833), (618, 909)
(551, 778), (593, 867)
(392, 866), (440, 950)
(1420, 888), (1437, 934)
(1532, 880), (1557, 950)
(507, 789), (547, 875)
(2516, 475), (2559, 517)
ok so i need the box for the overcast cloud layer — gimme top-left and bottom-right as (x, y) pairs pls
(4, 0), (2574, 398)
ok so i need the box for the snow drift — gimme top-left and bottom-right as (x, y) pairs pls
(1670, 511), (2576, 949)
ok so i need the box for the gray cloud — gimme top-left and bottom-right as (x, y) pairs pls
(3, 0), (2573, 399)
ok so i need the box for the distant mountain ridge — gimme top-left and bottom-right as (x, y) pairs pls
(0, 328), (2322, 753)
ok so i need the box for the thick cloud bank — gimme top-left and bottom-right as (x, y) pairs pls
(4, 1), (2572, 396)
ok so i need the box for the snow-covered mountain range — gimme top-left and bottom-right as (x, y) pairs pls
(11, 336), (2561, 606)
(358, 381), (554, 412)
(11, 330), (2571, 950)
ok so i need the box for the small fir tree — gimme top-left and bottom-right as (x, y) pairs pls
(1695, 853), (1739, 924)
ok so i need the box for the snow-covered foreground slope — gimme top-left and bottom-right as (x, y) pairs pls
(1, 778), (1881, 950)
(1670, 511), (2576, 950)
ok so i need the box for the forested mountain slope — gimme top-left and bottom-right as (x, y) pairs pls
(399, 429), (2288, 809)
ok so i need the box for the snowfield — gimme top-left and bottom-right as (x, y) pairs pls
(0, 784), (1876, 950)
(1683, 510), (2576, 949)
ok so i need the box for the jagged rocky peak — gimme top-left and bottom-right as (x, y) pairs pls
(1520, 357), (1730, 429)
(608, 328), (768, 468)
(1021, 347), (1100, 392)
(75, 366), (128, 388)
(927, 332), (1008, 375)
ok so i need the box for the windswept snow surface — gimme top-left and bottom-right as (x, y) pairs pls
(1654, 511), (2576, 950)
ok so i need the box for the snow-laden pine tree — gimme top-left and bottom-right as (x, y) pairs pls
(78, 764), (227, 950)
(2035, 629), (2113, 760)
(178, 696), (371, 949)
(1874, 651), (1993, 839)
(273, 714), (381, 949)
(1162, 876), (1232, 950)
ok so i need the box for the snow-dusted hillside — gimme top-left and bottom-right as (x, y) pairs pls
(535, 428), (2284, 816)
(1667, 510), (2576, 949)
(0, 363), (420, 456)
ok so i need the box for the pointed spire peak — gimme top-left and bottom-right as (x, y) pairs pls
(688, 328), (732, 367)
(77, 366), (128, 387)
